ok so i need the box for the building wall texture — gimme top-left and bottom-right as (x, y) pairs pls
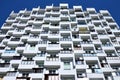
(0, 3), (120, 80)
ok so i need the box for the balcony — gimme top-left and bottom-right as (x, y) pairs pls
(116, 38), (120, 42)
(46, 57), (59, 61)
(116, 49), (120, 56)
(17, 22), (27, 28)
(48, 33), (60, 40)
(0, 46), (5, 54)
(33, 52), (46, 61)
(3, 71), (18, 80)
(102, 43), (112, 47)
(29, 46), (35, 50)
(75, 49), (83, 55)
(60, 51), (73, 59)
(96, 49), (103, 53)
(31, 27), (41, 34)
(79, 27), (90, 34)
(24, 26), (32, 32)
(1, 50), (16, 58)
(76, 61), (88, 69)
(11, 38), (20, 41)
(12, 29), (24, 37)
(4, 50), (15, 53)
(95, 47), (106, 56)
(79, 31), (90, 34)
(44, 56), (60, 68)
(60, 38), (72, 46)
(77, 71), (87, 79)
(41, 24), (49, 29)
(63, 62), (73, 71)
(0, 32), (6, 38)
(20, 16), (30, 21)
(80, 41), (92, 44)
(29, 73), (43, 80)
(29, 68), (44, 79)
(27, 35), (39, 43)
(87, 73), (104, 79)
(6, 17), (16, 23)
(44, 16), (50, 22)
(18, 60), (35, 71)
(61, 50), (72, 54)
(10, 56), (21, 66)
(40, 31), (48, 37)
(83, 53), (97, 56)
(60, 28), (71, 33)
(33, 25), (41, 29)
(98, 34), (109, 39)
(80, 41), (93, 47)
(16, 44), (26, 53)
(101, 67), (114, 72)
(86, 69), (104, 79)
(27, 18), (34, 24)
(112, 72), (120, 80)
(16, 73), (30, 80)
(21, 34), (29, 42)
(74, 44), (82, 50)
(45, 69), (59, 74)
(75, 56), (87, 70)
(49, 25), (60, 30)
(83, 53), (98, 61)
(92, 39), (100, 43)
(102, 44), (114, 50)
(60, 14), (69, 21)
(47, 44), (60, 52)
(23, 45), (37, 57)
(112, 42), (120, 46)
(34, 13), (45, 18)
(44, 73), (59, 80)
(59, 69), (75, 77)
(33, 19), (43, 25)
(96, 52), (107, 57)
(10, 12), (17, 17)
(72, 34), (80, 41)
(1, 24), (12, 30)
(60, 28), (70, 31)
(70, 18), (76, 23)
(7, 38), (20, 47)
(0, 63), (11, 74)
(38, 41), (47, 49)
(50, 17), (60, 23)
(106, 57), (120, 64)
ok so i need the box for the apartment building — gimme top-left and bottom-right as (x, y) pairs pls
(0, 3), (120, 80)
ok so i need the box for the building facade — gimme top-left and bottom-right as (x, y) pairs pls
(0, 3), (120, 80)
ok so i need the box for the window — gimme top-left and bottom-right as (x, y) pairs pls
(29, 44), (36, 50)
(64, 62), (71, 70)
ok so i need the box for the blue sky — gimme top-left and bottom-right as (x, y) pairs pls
(0, 0), (120, 27)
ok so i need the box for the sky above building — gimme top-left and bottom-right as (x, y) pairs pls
(0, 0), (120, 27)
